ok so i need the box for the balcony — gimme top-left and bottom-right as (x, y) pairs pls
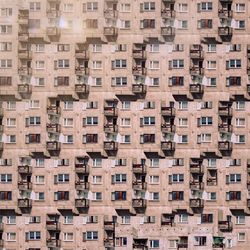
(132, 163), (147, 174)
(104, 9), (118, 18)
(46, 123), (61, 133)
(75, 50), (89, 60)
(161, 9), (176, 18)
(218, 106), (232, 116)
(47, 106), (61, 115)
(161, 214), (174, 226)
(247, 84), (250, 94)
(190, 181), (204, 190)
(161, 26), (175, 36)
(46, 221), (61, 231)
(132, 198), (147, 208)
(17, 84), (32, 95)
(132, 67), (147, 76)
(104, 141), (118, 151)
(161, 124), (176, 133)
(75, 84), (89, 95)
(177, 242), (188, 249)
(161, 141), (175, 151)
(46, 141), (61, 151)
(18, 181), (32, 190)
(75, 181), (89, 190)
(0, 142), (3, 151)
(190, 165), (204, 174)
(218, 221), (233, 232)
(218, 123), (233, 133)
(46, 9), (61, 19)
(75, 198), (89, 208)
(103, 27), (118, 36)
(247, 199), (250, 208)
(189, 198), (204, 208)
(18, 198), (32, 208)
(132, 84), (147, 94)
(46, 27), (61, 37)
(190, 47), (204, 59)
(104, 124), (118, 133)
(0, 223), (3, 231)
(75, 164), (89, 175)
(218, 9), (233, 18)
(133, 242), (148, 250)
(75, 67), (89, 76)
(133, 49), (146, 60)
(104, 220), (116, 231)
(161, 106), (175, 116)
(132, 181), (147, 190)
(218, 27), (233, 37)
(18, 165), (32, 174)
(212, 237), (225, 248)
(46, 239), (61, 248)
(218, 141), (233, 151)
(189, 84), (204, 94)
(190, 66), (204, 76)
(104, 106), (118, 117)
(0, 239), (3, 247)
(0, 125), (3, 133)
(104, 238), (114, 248)
(18, 50), (32, 60)
(18, 67), (32, 76)
(0, 108), (3, 117)
(18, 33), (29, 42)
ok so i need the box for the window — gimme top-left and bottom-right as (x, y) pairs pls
(64, 215), (73, 224)
(64, 118), (73, 127)
(0, 174), (12, 183)
(197, 19), (212, 29)
(121, 135), (131, 144)
(207, 61), (216, 69)
(226, 59), (241, 69)
(0, 25), (12, 34)
(235, 118), (245, 127)
(121, 101), (130, 110)
(85, 117), (98, 125)
(149, 77), (159, 86)
(85, 231), (98, 240)
(150, 158), (159, 167)
(27, 116), (41, 126)
(35, 192), (44, 201)
(111, 77), (127, 86)
(227, 174), (241, 184)
(93, 158), (102, 167)
(92, 77), (102, 86)
(6, 232), (16, 241)
(63, 3), (73, 12)
(197, 134), (211, 143)
(115, 44), (127, 52)
(238, 232), (246, 242)
(0, 191), (12, 200)
(112, 174), (127, 184)
(235, 3), (245, 12)
(115, 237), (127, 246)
(93, 192), (102, 201)
(111, 191), (127, 201)
(149, 176), (159, 184)
(207, 44), (216, 52)
(229, 44), (241, 52)
(149, 61), (159, 69)
(28, 19), (40, 29)
(235, 20), (245, 29)
(178, 118), (188, 127)
(54, 191), (70, 201)
(178, 20), (188, 29)
(141, 2), (155, 11)
(179, 3), (188, 12)
(172, 158), (184, 166)
(179, 101), (188, 110)
(120, 118), (131, 127)
(226, 191), (241, 201)
(149, 192), (159, 201)
(120, 20), (131, 29)
(111, 59), (127, 69)
(194, 236), (207, 246)
(140, 134), (155, 143)
(56, 174), (70, 183)
(34, 77), (45, 86)
(6, 101), (16, 110)
(84, 2), (98, 12)
(6, 118), (16, 127)
(178, 135), (188, 143)
(92, 44), (102, 53)
(7, 135), (16, 143)
(29, 100), (40, 109)
(150, 240), (159, 248)
(26, 231), (41, 240)
(170, 59), (184, 69)
(179, 214), (188, 223)
(30, 2), (40, 11)
(235, 101), (245, 110)
(140, 19), (155, 29)
(169, 191), (184, 201)
(6, 215), (16, 224)
(57, 59), (70, 69)
(199, 117), (212, 126)
(83, 134), (98, 143)
(64, 101), (73, 110)
(0, 59), (12, 68)
(207, 77), (216, 86)
(169, 174), (184, 184)
(35, 175), (44, 184)
(236, 135), (245, 144)
(201, 214), (213, 223)
(0, 8), (12, 16)
(197, 2), (212, 11)
(92, 60), (102, 69)
(142, 117), (155, 126)
(0, 42), (12, 51)
(207, 192), (216, 201)
(35, 44), (44, 52)
(149, 44), (159, 52)
(169, 76), (184, 86)
(120, 3), (131, 12)
(172, 44), (184, 52)
(25, 134), (41, 143)
(236, 215), (245, 225)
(92, 175), (102, 184)
(169, 239), (178, 248)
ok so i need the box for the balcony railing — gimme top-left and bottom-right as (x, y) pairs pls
(189, 84), (204, 94)
(218, 221), (233, 232)
(47, 106), (61, 115)
(218, 9), (233, 18)
(218, 124), (233, 132)
(218, 106), (232, 116)
(18, 165), (32, 174)
(132, 181), (147, 190)
(190, 181), (204, 190)
(75, 198), (89, 208)
(132, 84), (147, 94)
(161, 124), (176, 133)
(218, 27), (233, 36)
(104, 141), (118, 151)
(132, 163), (147, 174)
(75, 50), (89, 60)
(18, 181), (32, 190)
(104, 124), (118, 133)
(161, 141), (175, 151)
(18, 198), (32, 208)
(75, 181), (90, 190)
(104, 106), (118, 117)
(190, 165), (204, 174)
(46, 141), (61, 151)
(104, 9), (118, 18)
(161, 106), (175, 116)
(190, 49), (204, 59)
(133, 50), (146, 60)
(46, 9), (61, 18)
(103, 27), (118, 36)
(46, 239), (61, 248)
(104, 220), (116, 231)
(161, 9), (176, 18)
(46, 123), (61, 133)
(75, 164), (89, 174)
(161, 26), (175, 36)
(75, 67), (89, 76)
(132, 67), (147, 76)
(75, 84), (89, 94)
(132, 198), (147, 208)
(190, 66), (204, 76)
(218, 141), (233, 151)
(189, 198), (204, 208)
(46, 27), (61, 36)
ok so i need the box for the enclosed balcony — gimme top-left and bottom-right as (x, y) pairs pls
(103, 27), (118, 36)
(132, 84), (147, 94)
(104, 106), (118, 117)
(18, 165), (32, 174)
(75, 84), (89, 95)
(161, 26), (175, 36)
(18, 50), (32, 60)
(104, 124), (118, 133)
(18, 181), (32, 190)
(161, 124), (176, 133)
(46, 141), (61, 151)
(75, 181), (89, 191)
(218, 221), (233, 232)
(46, 123), (61, 133)
(18, 67), (32, 76)
(104, 141), (118, 151)
(75, 198), (89, 208)
(161, 141), (175, 151)
(189, 84), (204, 94)
(161, 106), (175, 117)
(218, 27), (233, 37)
(132, 198), (147, 208)
(18, 198), (32, 208)
(218, 141), (233, 151)
(189, 198), (204, 208)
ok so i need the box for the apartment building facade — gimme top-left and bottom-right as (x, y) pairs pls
(0, 0), (250, 249)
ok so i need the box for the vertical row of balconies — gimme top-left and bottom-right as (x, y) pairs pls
(0, 107), (3, 153)
(247, 46), (250, 92)
(103, 216), (116, 249)
(46, 214), (61, 249)
(161, 0), (175, 39)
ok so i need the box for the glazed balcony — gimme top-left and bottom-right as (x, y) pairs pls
(161, 141), (175, 151)
(46, 221), (61, 231)
(161, 26), (175, 36)
(218, 141), (233, 151)
(46, 141), (61, 151)
(46, 123), (61, 134)
(218, 106), (232, 116)
(218, 221), (233, 232)
(218, 123), (233, 133)
(104, 124), (118, 133)
(132, 84), (147, 94)
(132, 181), (147, 190)
(132, 163), (147, 174)
(189, 84), (204, 94)
(18, 198), (32, 208)
(18, 165), (32, 174)
(75, 83), (89, 95)
(46, 239), (61, 248)
(103, 27), (118, 36)
(75, 164), (89, 175)
(75, 50), (89, 60)
(104, 9), (118, 18)
(189, 198), (204, 208)
(190, 66), (204, 76)
(132, 198), (147, 208)
(75, 198), (89, 208)
(161, 106), (175, 117)
(47, 106), (61, 115)
(75, 67), (89, 76)
(18, 181), (32, 190)
(46, 27), (61, 37)
(218, 9), (233, 18)
(104, 106), (118, 117)
(161, 124), (176, 133)
(218, 27), (233, 37)
(132, 66), (147, 76)
(161, 9), (175, 19)
(104, 141), (118, 151)
(75, 181), (90, 190)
